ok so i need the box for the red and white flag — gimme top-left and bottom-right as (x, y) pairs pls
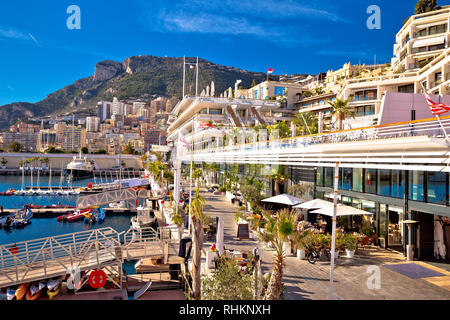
(423, 86), (450, 116)
(267, 68), (274, 74)
(195, 122), (215, 130)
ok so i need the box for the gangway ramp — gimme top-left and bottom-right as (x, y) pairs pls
(0, 228), (123, 289)
(76, 187), (150, 210)
(0, 226), (181, 289)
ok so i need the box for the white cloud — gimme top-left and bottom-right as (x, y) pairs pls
(138, 0), (344, 45)
(0, 27), (29, 41)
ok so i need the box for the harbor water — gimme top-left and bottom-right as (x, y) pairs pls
(0, 176), (134, 245)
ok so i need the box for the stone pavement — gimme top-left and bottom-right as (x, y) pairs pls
(199, 188), (450, 300)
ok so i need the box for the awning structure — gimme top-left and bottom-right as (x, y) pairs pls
(310, 203), (375, 217)
(262, 194), (304, 206)
(293, 199), (332, 210)
(412, 36), (446, 48)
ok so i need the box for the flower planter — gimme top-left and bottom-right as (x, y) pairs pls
(346, 249), (355, 258)
(283, 241), (292, 256)
(297, 249), (306, 260)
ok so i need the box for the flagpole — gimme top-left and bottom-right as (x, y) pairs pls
(188, 115), (197, 236)
(422, 83), (448, 139)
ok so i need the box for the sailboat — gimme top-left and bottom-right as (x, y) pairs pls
(27, 163), (36, 196)
(57, 162), (64, 195)
(15, 163), (26, 196)
(36, 164), (42, 195)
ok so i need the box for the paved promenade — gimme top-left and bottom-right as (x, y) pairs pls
(199, 188), (450, 300)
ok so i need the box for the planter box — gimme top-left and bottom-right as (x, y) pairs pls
(297, 249), (306, 260)
(346, 250), (355, 258)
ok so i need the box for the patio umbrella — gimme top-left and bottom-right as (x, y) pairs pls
(293, 199), (331, 210)
(261, 194), (304, 206)
(216, 216), (224, 255)
(310, 203), (374, 217)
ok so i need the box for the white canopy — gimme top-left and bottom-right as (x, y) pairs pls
(293, 199), (331, 210)
(310, 203), (375, 217)
(262, 194), (304, 206)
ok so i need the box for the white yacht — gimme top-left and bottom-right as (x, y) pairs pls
(65, 152), (94, 180)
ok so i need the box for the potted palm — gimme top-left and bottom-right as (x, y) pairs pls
(344, 233), (358, 258)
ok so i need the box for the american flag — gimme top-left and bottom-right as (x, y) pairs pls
(423, 87), (450, 116)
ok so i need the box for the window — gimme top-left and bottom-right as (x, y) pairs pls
(352, 168), (363, 192)
(316, 167), (323, 187)
(209, 108), (223, 115)
(409, 171), (425, 202)
(342, 168), (352, 191)
(365, 169), (377, 194)
(356, 105), (375, 117)
(398, 84), (415, 94)
(427, 172), (447, 205)
(429, 44), (445, 51)
(391, 170), (405, 199)
(377, 170), (391, 197)
(324, 167), (334, 188)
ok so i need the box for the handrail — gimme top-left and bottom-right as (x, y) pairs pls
(187, 115), (450, 154)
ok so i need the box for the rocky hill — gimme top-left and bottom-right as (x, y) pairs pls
(0, 56), (276, 129)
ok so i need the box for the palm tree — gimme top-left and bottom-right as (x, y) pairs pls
(40, 157), (50, 170)
(258, 208), (297, 300)
(328, 98), (355, 131)
(190, 176), (207, 300)
(292, 112), (318, 136)
(266, 166), (288, 196)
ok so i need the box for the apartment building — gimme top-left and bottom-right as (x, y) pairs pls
(62, 126), (86, 152)
(86, 116), (100, 132)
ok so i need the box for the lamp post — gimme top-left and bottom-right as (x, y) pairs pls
(329, 161), (340, 300)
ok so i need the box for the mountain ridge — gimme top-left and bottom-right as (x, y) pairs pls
(0, 55), (281, 129)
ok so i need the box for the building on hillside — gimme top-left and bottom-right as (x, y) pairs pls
(62, 127), (86, 152)
(392, 7), (450, 73)
(97, 101), (112, 122)
(244, 80), (305, 109)
(1, 132), (39, 151)
(37, 129), (58, 152)
(9, 123), (40, 134)
(86, 117), (100, 132)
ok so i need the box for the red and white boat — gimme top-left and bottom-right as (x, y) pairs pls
(57, 209), (92, 223)
(23, 203), (42, 210)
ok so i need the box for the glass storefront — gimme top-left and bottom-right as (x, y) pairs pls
(377, 169), (391, 197)
(352, 168), (363, 192)
(391, 170), (405, 199)
(365, 169), (377, 194)
(409, 171), (425, 202)
(388, 207), (404, 247)
(427, 171), (448, 205)
(342, 168), (352, 191)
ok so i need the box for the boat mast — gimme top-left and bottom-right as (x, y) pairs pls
(49, 163), (52, 193)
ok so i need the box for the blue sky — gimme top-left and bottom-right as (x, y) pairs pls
(0, 0), (447, 105)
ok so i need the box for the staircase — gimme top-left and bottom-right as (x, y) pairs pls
(250, 107), (266, 125)
(225, 106), (243, 128)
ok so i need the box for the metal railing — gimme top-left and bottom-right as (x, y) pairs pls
(0, 228), (122, 286)
(187, 116), (450, 156)
(76, 188), (150, 209)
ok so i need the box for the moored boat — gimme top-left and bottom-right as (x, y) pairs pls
(11, 208), (33, 228)
(25, 281), (46, 300)
(15, 283), (29, 300)
(23, 203), (42, 209)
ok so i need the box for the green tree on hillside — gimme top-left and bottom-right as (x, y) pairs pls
(415, 0), (441, 14)
(8, 141), (24, 153)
